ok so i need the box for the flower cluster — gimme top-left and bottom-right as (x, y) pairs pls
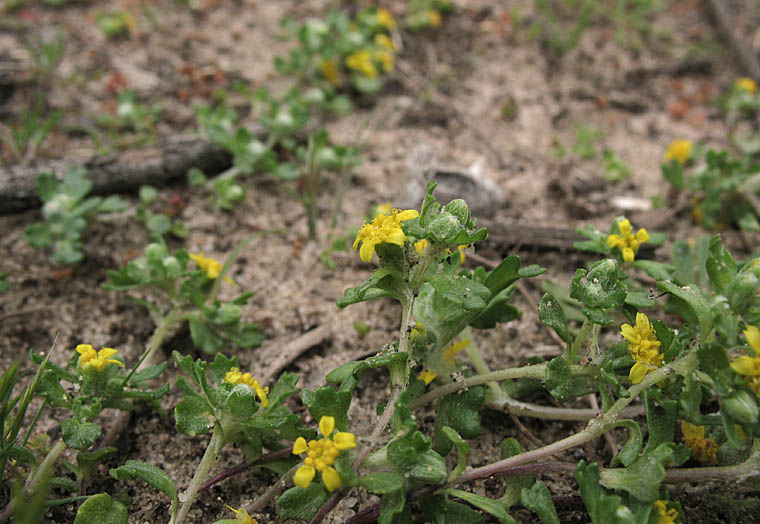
(729, 325), (760, 396)
(606, 218), (649, 263)
(190, 252), (235, 284)
(620, 313), (663, 384)
(292, 416), (357, 492)
(353, 208), (419, 263)
(224, 367), (270, 407)
(653, 500), (678, 524)
(76, 344), (124, 372)
(664, 139), (692, 165)
(681, 421), (718, 465)
(735, 77), (758, 94)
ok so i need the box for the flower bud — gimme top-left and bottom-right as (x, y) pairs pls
(727, 273), (759, 314)
(443, 199), (470, 226)
(162, 256), (182, 278)
(303, 87), (326, 105)
(315, 147), (340, 170)
(427, 212), (462, 243)
(144, 242), (168, 263)
(216, 304), (242, 325)
(723, 390), (759, 424)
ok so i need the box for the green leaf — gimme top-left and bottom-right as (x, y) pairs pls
(520, 481), (560, 524)
(99, 195), (127, 213)
(359, 472), (405, 494)
(441, 489), (515, 524)
(188, 316), (225, 354)
(433, 386), (485, 455)
(337, 268), (399, 307)
(278, 483), (330, 521)
(73, 493), (128, 524)
(624, 291), (655, 309)
(441, 426), (470, 479)
(600, 442), (682, 502)
(109, 460), (178, 519)
(642, 390), (676, 456)
(409, 449), (447, 484)
(538, 293), (571, 343)
(661, 160), (685, 189)
(657, 280), (712, 342)
(61, 166), (93, 201)
(268, 372), (300, 407)
(631, 260), (674, 281)
(484, 255), (521, 294)
(469, 287), (521, 330)
(174, 395), (212, 437)
(609, 419), (643, 467)
(61, 418), (101, 450)
(570, 259), (627, 311)
(379, 489), (407, 524)
(301, 387), (352, 431)
(545, 356), (573, 402)
(25, 223), (52, 247)
(208, 353), (238, 386)
(576, 461), (635, 524)
(77, 447), (117, 481)
(705, 235), (736, 293)
(35, 172), (60, 202)
(499, 438), (536, 508)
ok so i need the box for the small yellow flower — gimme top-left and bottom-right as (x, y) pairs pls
(292, 416), (357, 492)
(190, 252), (235, 285)
(664, 139), (692, 165)
(414, 238), (429, 256)
(443, 339), (471, 365)
(620, 313), (663, 384)
(353, 208), (419, 263)
(418, 369), (437, 385)
(606, 218), (650, 263)
(681, 421), (718, 465)
(729, 325), (760, 397)
(225, 505), (258, 524)
(736, 77), (758, 94)
(320, 59), (340, 86)
(376, 8), (397, 30)
(375, 203), (393, 216)
(76, 344), (125, 372)
(428, 10), (442, 27)
(374, 33), (395, 52)
(653, 500), (678, 524)
(346, 50), (378, 78)
(224, 367), (269, 407)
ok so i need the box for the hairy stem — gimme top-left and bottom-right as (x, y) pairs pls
(172, 427), (225, 524)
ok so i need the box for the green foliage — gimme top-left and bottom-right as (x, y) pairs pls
(134, 185), (187, 241)
(109, 460), (178, 521)
(74, 493), (128, 524)
(24, 167), (127, 264)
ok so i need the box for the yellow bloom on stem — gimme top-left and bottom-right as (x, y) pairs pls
(225, 505), (258, 524)
(320, 59), (340, 86)
(224, 367), (269, 407)
(418, 369), (437, 385)
(414, 238), (429, 256)
(353, 208), (419, 263)
(736, 77), (758, 94)
(606, 218), (649, 263)
(189, 252), (235, 285)
(620, 313), (662, 384)
(428, 10), (442, 27)
(346, 50), (378, 78)
(729, 325), (760, 396)
(374, 33), (395, 52)
(376, 8), (397, 30)
(653, 500), (678, 524)
(443, 339), (471, 365)
(681, 421), (718, 465)
(292, 416), (357, 492)
(664, 139), (692, 165)
(76, 344), (124, 372)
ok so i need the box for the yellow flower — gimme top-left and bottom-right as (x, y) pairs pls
(736, 77), (757, 94)
(353, 208), (419, 263)
(653, 500), (678, 524)
(443, 339), (471, 365)
(224, 367), (269, 407)
(606, 218), (649, 263)
(414, 238), (429, 255)
(428, 10), (442, 27)
(346, 50), (378, 78)
(225, 505), (258, 524)
(375, 203), (393, 216)
(76, 344), (125, 372)
(664, 139), (692, 165)
(681, 421), (718, 465)
(375, 50), (394, 73)
(418, 369), (437, 385)
(374, 33), (395, 52)
(729, 325), (760, 396)
(292, 416), (357, 492)
(190, 252), (235, 285)
(376, 8), (396, 30)
(620, 313), (663, 384)
(320, 59), (340, 86)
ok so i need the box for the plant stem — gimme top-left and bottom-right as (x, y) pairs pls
(198, 447), (293, 492)
(462, 327), (506, 403)
(245, 463), (300, 514)
(172, 426), (225, 524)
(568, 319), (592, 361)
(353, 383), (403, 472)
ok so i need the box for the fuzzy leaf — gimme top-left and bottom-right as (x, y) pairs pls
(441, 489), (515, 524)
(109, 460), (178, 518)
(433, 386), (485, 455)
(520, 481), (560, 524)
(278, 483), (330, 521)
(61, 418), (101, 450)
(538, 293), (572, 343)
(73, 493), (128, 524)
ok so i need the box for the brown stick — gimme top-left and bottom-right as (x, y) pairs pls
(259, 324), (333, 384)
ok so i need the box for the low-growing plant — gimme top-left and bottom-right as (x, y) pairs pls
(135, 185), (188, 241)
(406, 0), (453, 30)
(95, 89), (162, 147)
(662, 140), (760, 231)
(0, 96), (62, 166)
(24, 167), (127, 264)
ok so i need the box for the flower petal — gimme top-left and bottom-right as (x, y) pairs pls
(730, 356), (758, 376)
(629, 361), (649, 384)
(76, 344), (94, 356)
(106, 358), (125, 368)
(396, 209), (419, 221)
(319, 416), (335, 438)
(681, 420), (703, 440)
(618, 219), (632, 236)
(293, 437), (308, 455)
(359, 241), (375, 263)
(321, 466), (342, 492)
(99, 347), (118, 359)
(622, 247), (634, 263)
(636, 228), (650, 243)
(333, 432), (357, 450)
(606, 234), (623, 248)
(744, 325), (760, 355)
(293, 464), (315, 489)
